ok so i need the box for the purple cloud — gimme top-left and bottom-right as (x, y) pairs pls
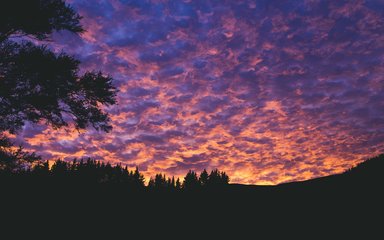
(14, 0), (384, 185)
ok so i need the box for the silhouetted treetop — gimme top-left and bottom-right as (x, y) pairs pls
(0, 42), (116, 133)
(133, 166), (145, 187)
(32, 158), (147, 189)
(0, 0), (115, 170)
(208, 169), (230, 187)
(0, 141), (40, 171)
(154, 174), (167, 189)
(199, 169), (209, 186)
(183, 170), (200, 190)
(0, 0), (83, 42)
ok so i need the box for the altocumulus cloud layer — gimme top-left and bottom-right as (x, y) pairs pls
(15, 0), (384, 184)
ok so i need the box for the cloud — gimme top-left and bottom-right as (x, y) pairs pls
(15, 0), (384, 185)
(181, 153), (206, 163)
(137, 134), (164, 144)
(197, 96), (228, 113)
(127, 87), (153, 97)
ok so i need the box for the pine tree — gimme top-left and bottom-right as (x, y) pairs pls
(148, 177), (155, 189)
(175, 178), (181, 190)
(171, 176), (176, 189)
(133, 167), (145, 188)
(199, 169), (209, 187)
(0, 0), (116, 171)
(183, 170), (200, 190)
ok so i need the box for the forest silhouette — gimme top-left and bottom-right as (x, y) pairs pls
(1, 154), (382, 193)
(1, 152), (383, 231)
(0, 158), (230, 192)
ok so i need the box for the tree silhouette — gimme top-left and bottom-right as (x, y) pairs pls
(0, 136), (40, 172)
(199, 169), (209, 187)
(147, 173), (181, 191)
(175, 178), (181, 190)
(148, 177), (155, 189)
(220, 171), (230, 185)
(183, 170), (200, 190)
(132, 167), (145, 189)
(0, 0), (116, 170)
(0, 0), (83, 42)
(171, 177), (176, 189)
(51, 159), (69, 176)
(33, 160), (50, 177)
(207, 169), (230, 187)
(31, 158), (148, 190)
(154, 173), (167, 189)
(0, 42), (116, 133)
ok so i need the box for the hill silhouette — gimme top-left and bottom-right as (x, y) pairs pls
(1, 154), (382, 235)
(1, 154), (382, 202)
(1, 154), (382, 194)
(227, 154), (383, 198)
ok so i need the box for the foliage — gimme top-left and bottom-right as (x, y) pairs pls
(0, 0), (116, 170)
(0, 157), (230, 191)
(33, 158), (146, 189)
(0, 0), (83, 42)
(0, 41), (116, 133)
(0, 135), (41, 172)
(183, 170), (200, 190)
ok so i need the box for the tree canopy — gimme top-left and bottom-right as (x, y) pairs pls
(0, 0), (116, 170)
(1, 157), (230, 191)
(0, 0), (83, 42)
(0, 42), (116, 133)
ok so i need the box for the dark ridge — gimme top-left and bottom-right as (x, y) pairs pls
(1, 154), (382, 201)
(2, 154), (382, 233)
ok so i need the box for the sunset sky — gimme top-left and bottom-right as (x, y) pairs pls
(12, 0), (384, 184)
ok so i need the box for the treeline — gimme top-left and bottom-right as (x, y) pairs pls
(148, 169), (229, 190)
(0, 158), (229, 191)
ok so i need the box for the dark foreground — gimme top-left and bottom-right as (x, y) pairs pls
(1, 155), (383, 236)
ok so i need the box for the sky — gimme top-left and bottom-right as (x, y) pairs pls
(13, 0), (384, 184)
